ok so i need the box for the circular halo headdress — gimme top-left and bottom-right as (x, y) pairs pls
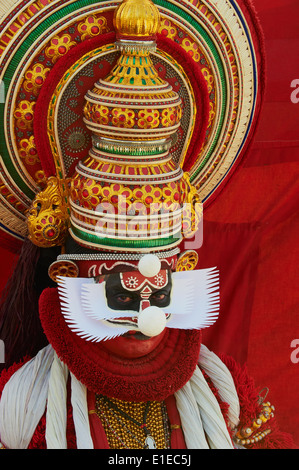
(0, 0), (264, 268)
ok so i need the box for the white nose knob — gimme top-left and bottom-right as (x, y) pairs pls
(137, 306), (166, 337)
(138, 254), (161, 278)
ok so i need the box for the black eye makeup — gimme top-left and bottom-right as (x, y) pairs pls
(149, 289), (171, 307)
(114, 293), (135, 304)
(105, 279), (140, 311)
(104, 271), (172, 312)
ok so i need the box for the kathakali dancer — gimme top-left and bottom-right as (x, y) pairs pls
(0, 0), (295, 449)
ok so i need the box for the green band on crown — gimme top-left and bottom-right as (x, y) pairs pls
(70, 224), (182, 251)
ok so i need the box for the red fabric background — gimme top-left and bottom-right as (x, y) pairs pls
(0, 0), (298, 445)
(200, 0), (299, 445)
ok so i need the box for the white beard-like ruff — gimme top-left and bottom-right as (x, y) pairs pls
(57, 267), (220, 342)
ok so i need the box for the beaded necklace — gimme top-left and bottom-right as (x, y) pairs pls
(95, 394), (171, 449)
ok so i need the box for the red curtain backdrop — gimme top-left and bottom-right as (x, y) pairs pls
(0, 0), (298, 446)
(201, 0), (299, 445)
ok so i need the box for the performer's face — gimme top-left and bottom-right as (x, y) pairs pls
(100, 270), (172, 359)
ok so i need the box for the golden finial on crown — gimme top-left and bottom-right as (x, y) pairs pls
(114, 0), (160, 39)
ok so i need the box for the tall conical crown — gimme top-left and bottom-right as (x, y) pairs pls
(68, 0), (202, 253)
(27, 0), (202, 254)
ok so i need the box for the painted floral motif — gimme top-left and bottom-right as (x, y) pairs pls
(154, 273), (166, 286)
(14, 100), (35, 130)
(159, 18), (177, 39)
(78, 15), (109, 40)
(137, 109), (160, 129)
(161, 107), (181, 127)
(125, 276), (139, 289)
(18, 135), (39, 165)
(45, 34), (76, 63)
(35, 170), (47, 188)
(89, 104), (109, 125)
(111, 108), (135, 128)
(23, 63), (50, 96)
(181, 38), (201, 62)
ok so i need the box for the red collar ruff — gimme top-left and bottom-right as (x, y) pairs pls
(39, 287), (201, 402)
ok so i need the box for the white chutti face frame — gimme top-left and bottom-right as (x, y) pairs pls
(57, 268), (220, 342)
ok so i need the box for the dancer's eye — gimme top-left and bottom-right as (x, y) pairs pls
(151, 293), (166, 301)
(115, 294), (134, 304)
(150, 290), (171, 306)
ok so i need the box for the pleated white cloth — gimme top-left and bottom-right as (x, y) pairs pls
(0, 344), (240, 449)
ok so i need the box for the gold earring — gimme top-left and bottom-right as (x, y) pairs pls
(176, 250), (199, 272)
(48, 259), (79, 283)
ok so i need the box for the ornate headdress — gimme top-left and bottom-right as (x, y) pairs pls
(0, 0), (263, 267)
(0, 0), (265, 399)
(25, 0), (204, 281)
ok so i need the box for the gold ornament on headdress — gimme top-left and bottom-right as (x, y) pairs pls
(48, 259), (79, 283)
(27, 176), (70, 248)
(113, 0), (161, 38)
(176, 250), (199, 272)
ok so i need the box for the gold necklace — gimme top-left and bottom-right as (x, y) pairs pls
(95, 394), (171, 449)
